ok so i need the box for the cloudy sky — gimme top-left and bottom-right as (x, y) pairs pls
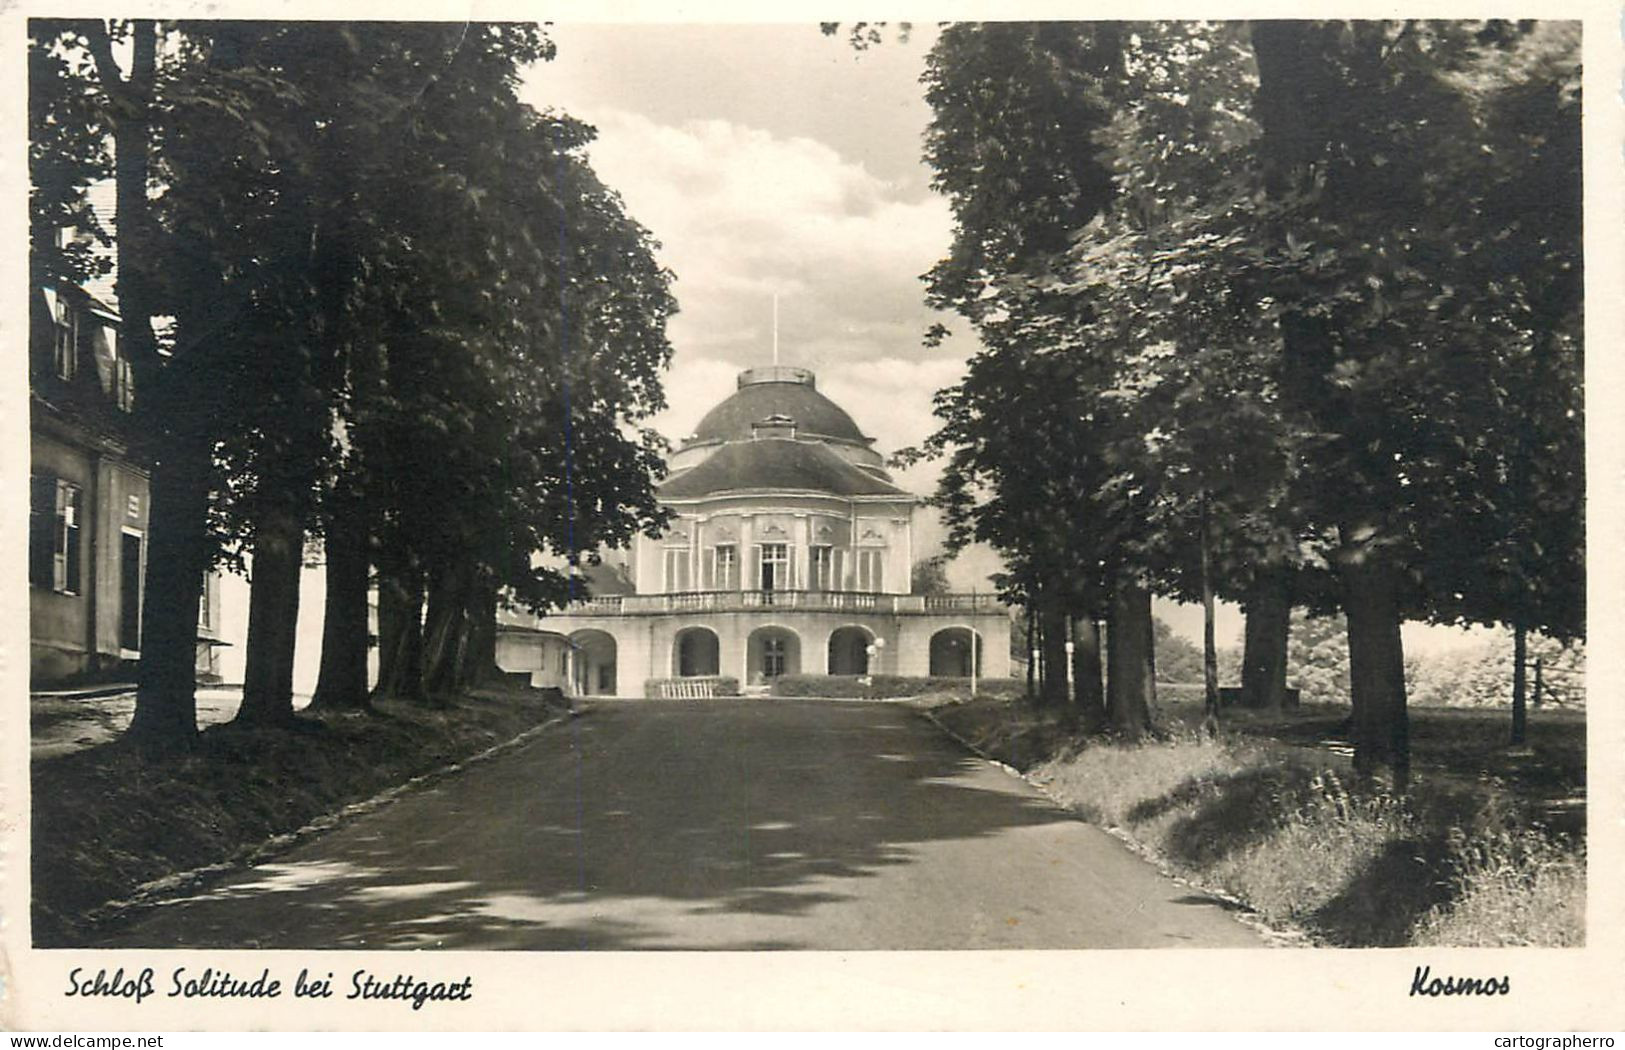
(522, 36), (947, 456)
(519, 24), (1013, 585)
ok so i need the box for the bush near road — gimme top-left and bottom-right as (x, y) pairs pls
(931, 696), (1584, 947)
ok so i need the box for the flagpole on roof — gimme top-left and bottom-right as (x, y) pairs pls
(772, 293), (780, 366)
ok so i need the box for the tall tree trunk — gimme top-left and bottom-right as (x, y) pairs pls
(1106, 580), (1155, 739)
(1242, 568), (1292, 710)
(1071, 616), (1107, 732)
(1341, 538), (1410, 791)
(236, 509), (305, 724)
(311, 472), (371, 710)
(375, 564), (425, 701)
(1025, 603), (1037, 700)
(1510, 622), (1528, 746)
(128, 439), (210, 744)
(1038, 599), (1069, 707)
(1199, 496), (1220, 734)
(92, 19), (197, 746)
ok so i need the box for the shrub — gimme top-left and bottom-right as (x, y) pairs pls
(769, 674), (1025, 700)
(1412, 828), (1585, 946)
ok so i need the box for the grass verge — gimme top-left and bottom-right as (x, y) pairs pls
(31, 685), (569, 947)
(930, 697), (1584, 947)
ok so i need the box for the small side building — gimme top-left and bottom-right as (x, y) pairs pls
(29, 278), (223, 686)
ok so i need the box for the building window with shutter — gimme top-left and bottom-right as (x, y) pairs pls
(810, 545), (839, 591)
(713, 545), (737, 590)
(54, 300), (78, 381)
(30, 476), (83, 595)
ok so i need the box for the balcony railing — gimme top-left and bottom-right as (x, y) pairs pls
(550, 589), (1005, 616)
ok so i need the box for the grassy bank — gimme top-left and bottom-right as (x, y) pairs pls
(930, 697), (1584, 947)
(32, 686), (569, 947)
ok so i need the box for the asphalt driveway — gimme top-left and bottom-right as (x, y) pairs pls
(104, 698), (1267, 950)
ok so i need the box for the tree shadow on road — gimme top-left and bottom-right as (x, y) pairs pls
(97, 702), (1084, 950)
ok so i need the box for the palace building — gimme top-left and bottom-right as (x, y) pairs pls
(498, 364), (1010, 696)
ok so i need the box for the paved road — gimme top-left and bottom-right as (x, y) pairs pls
(107, 699), (1266, 950)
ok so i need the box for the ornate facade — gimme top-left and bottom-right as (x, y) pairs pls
(500, 365), (1010, 696)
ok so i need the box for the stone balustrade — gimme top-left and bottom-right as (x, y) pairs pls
(555, 590), (1003, 617)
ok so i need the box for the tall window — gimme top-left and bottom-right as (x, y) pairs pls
(759, 543), (789, 591)
(53, 300), (77, 381)
(856, 549), (884, 593)
(809, 546), (838, 591)
(30, 476), (82, 595)
(663, 548), (691, 592)
(712, 545), (738, 590)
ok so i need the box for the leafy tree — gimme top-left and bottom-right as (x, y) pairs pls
(33, 21), (675, 737)
(28, 23), (112, 288)
(34, 19), (212, 743)
(1248, 20), (1581, 785)
(910, 555), (952, 596)
(1286, 611), (1351, 705)
(914, 22), (1144, 732)
(1151, 618), (1204, 684)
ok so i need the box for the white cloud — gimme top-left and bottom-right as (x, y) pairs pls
(558, 107), (956, 376)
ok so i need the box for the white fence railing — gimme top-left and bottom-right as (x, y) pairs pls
(659, 679), (719, 700)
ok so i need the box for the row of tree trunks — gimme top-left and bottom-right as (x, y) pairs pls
(419, 560), (504, 698)
(374, 565), (426, 702)
(235, 507), (305, 725)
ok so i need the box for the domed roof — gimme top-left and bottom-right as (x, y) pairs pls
(660, 438), (907, 500)
(689, 366), (869, 446)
